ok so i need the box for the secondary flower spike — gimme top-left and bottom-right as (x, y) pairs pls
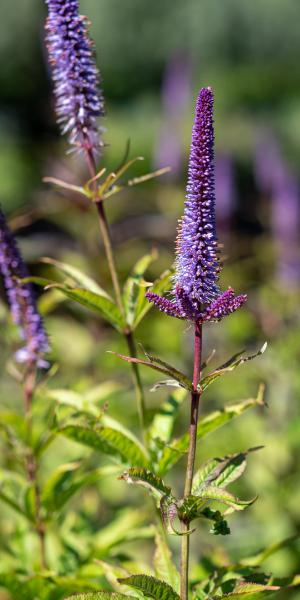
(45, 0), (105, 154)
(0, 208), (49, 367)
(146, 87), (247, 323)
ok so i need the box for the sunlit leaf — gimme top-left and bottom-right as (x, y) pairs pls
(118, 574), (180, 600)
(215, 582), (280, 600)
(54, 287), (125, 332)
(60, 425), (149, 467)
(179, 488), (256, 522)
(133, 269), (173, 328)
(41, 257), (111, 298)
(157, 387), (265, 475)
(111, 351), (192, 391)
(119, 467), (172, 502)
(192, 447), (262, 494)
(149, 388), (187, 445)
(123, 250), (158, 327)
(200, 344), (267, 392)
(65, 593), (136, 600)
(153, 528), (180, 591)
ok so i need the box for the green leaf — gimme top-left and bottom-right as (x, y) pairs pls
(192, 447), (262, 494)
(118, 574), (180, 600)
(133, 269), (173, 328)
(200, 344), (267, 393)
(54, 287), (125, 332)
(123, 250), (158, 327)
(112, 351), (192, 391)
(198, 507), (230, 535)
(92, 507), (150, 555)
(238, 535), (299, 567)
(60, 425), (149, 467)
(41, 256), (111, 298)
(65, 594), (136, 600)
(153, 528), (180, 591)
(0, 471), (34, 522)
(179, 488), (256, 521)
(41, 461), (99, 513)
(119, 467), (172, 501)
(157, 387), (265, 475)
(149, 388), (187, 445)
(215, 582), (280, 600)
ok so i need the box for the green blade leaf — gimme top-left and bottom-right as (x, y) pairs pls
(149, 388), (187, 445)
(179, 488), (256, 522)
(215, 582), (280, 600)
(60, 425), (149, 467)
(123, 250), (158, 327)
(200, 344), (267, 392)
(133, 268), (173, 328)
(157, 386), (265, 475)
(41, 257), (111, 298)
(111, 351), (192, 391)
(41, 461), (99, 513)
(192, 447), (262, 494)
(54, 287), (125, 332)
(197, 507), (230, 535)
(153, 528), (180, 591)
(118, 574), (180, 600)
(119, 467), (172, 501)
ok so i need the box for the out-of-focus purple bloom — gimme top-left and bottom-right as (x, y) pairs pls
(0, 208), (49, 367)
(215, 153), (236, 228)
(254, 130), (300, 287)
(45, 0), (105, 154)
(147, 88), (247, 324)
(155, 54), (192, 177)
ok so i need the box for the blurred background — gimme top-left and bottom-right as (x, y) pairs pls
(0, 0), (300, 595)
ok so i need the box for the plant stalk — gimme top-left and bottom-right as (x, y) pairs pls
(23, 367), (47, 569)
(84, 149), (147, 439)
(180, 321), (202, 600)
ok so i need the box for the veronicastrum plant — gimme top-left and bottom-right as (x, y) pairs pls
(0, 1), (297, 600)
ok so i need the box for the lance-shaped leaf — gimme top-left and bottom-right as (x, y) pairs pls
(119, 467), (172, 502)
(60, 425), (149, 467)
(134, 268), (173, 328)
(179, 488), (256, 522)
(66, 594), (137, 600)
(118, 574), (180, 600)
(111, 351), (192, 391)
(41, 256), (111, 298)
(153, 528), (180, 591)
(192, 447), (262, 494)
(123, 250), (158, 327)
(157, 387), (265, 475)
(200, 344), (267, 392)
(149, 388), (187, 445)
(214, 582), (280, 600)
(0, 471), (34, 523)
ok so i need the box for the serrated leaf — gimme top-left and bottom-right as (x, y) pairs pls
(112, 351), (192, 391)
(60, 425), (149, 467)
(41, 257), (111, 298)
(216, 582), (280, 600)
(123, 251), (158, 327)
(149, 388), (187, 445)
(179, 488), (256, 522)
(200, 344), (267, 393)
(133, 269), (173, 328)
(119, 468), (172, 501)
(192, 447), (262, 494)
(157, 387), (265, 475)
(118, 574), (180, 600)
(198, 507), (230, 535)
(153, 528), (180, 591)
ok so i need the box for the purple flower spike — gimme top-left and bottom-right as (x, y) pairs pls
(0, 208), (49, 367)
(146, 88), (246, 324)
(45, 0), (105, 154)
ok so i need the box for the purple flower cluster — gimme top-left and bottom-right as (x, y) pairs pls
(0, 208), (49, 367)
(146, 88), (246, 324)
(45, 0), (105, 154)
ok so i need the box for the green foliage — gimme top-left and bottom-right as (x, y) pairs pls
(200, 344), (267, 393)
(192, 447), (262, 494)
(153, 528), (180, 591)
(119, 467), (172, 501)
(118, 574), (180, 600)
(65, 594), (136, 600)
(60, 425), (149, 467)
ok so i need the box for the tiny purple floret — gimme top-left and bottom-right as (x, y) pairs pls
(146, 87), (247, 324)
(0, 208), (49, 367)
(45, 0), (105, 154)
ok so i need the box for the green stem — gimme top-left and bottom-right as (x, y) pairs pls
(85, 149), (147, 441)
(180, 321), (202, 600)
(23, 367), (47, 570)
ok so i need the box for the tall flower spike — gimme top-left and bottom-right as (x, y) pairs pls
(0, 208), (49, 367)
(45, 0), (105, 154)
(146, 87), (247, 323)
